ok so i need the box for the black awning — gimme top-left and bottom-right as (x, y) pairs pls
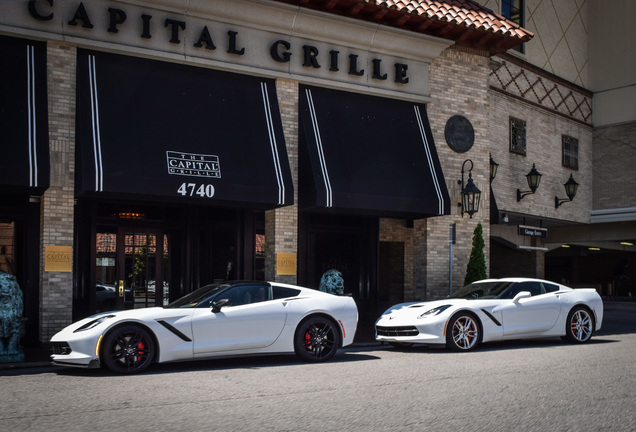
(299, 85), (450, 218)
(0, 36), (49, 195)
(76, 50), (293, 208)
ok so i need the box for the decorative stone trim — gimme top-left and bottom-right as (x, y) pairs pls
(490, 57), (592, 125)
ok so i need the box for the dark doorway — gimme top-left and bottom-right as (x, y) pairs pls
(299, 213), (378, 341)
(379, 241), (405, 313)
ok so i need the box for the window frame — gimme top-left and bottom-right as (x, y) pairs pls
(509, 117), (527, 156)
(562, 135), (579, 170)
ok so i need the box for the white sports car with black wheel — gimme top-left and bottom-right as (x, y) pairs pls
(376, 278), (603, 351)
(50, 281), (358, 374)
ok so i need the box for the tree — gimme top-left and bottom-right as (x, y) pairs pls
(464, 222), (487, 285)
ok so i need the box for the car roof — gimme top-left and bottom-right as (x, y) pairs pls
(474, 277), (565, 286)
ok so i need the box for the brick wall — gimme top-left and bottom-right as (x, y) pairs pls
(488, 55), (593, 223)
(593, 122), (636, 210)
(424, 46), (492, 300)
(39, 42), (76, 341)
(265, 78), (299, 283)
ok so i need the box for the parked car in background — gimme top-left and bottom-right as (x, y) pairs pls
(376, 278), (603, 351)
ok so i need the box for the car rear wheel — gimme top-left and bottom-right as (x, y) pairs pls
(563, 307), (594, 343)
(294, 316), (340, 362)
(102, 325), (155, 374)
(446, 312), (481, 351)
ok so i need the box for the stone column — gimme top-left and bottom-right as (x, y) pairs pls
(39, 42), (76, 341)
(265, 78), (299, 283)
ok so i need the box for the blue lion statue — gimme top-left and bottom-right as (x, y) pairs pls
(319, 269), (344, 295)
(0, 272), (24, 362)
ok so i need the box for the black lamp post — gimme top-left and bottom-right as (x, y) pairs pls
(459, 159), (481, 218)
(555, 174), (579, 208)
(517, 163), (542, 201)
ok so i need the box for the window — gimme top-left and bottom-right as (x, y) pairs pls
(502, 0), (525, 53)
(542, 282), (560, 293)
(224, 284), (271, 306)
(562, 135), (579, 170)
(498, 281), (544, 299)
(509, 117), (526, 155)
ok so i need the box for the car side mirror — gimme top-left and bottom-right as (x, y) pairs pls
(512, 291), (531, 303)
(212, 298), (231, 313)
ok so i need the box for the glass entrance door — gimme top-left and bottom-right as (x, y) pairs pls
(95, 228), (170, 311)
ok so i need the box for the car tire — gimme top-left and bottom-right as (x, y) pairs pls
(294, 316), (340, 362)
(446, 312), (481, 351)
(101, 324), (155, 374)
(563, 306), (594, 344)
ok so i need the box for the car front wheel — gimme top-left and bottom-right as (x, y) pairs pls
(294, 316), (340, 362)
(101, 325), (155, 374)
(446, 312), (481, 351)
(563, 307), (594, 343)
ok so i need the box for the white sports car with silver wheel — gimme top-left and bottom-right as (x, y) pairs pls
(50, 281), (358, 374)
(375, 278), (603, 351)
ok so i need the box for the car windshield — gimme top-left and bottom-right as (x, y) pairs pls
(166, 283), (230, 308)
(450, 281), (514, 299)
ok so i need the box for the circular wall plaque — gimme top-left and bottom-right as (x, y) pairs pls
(444, 115), (474, 153)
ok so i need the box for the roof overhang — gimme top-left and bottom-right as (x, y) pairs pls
(272, 0), (534, 55)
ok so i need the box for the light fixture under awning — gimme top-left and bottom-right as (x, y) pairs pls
(76, 50), (293, 209)
(299, 85), (450, 219)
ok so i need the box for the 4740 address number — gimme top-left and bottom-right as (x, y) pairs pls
(177, 183), (215, 198)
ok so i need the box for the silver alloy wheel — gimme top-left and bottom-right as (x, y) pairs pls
(569, 309), (593, 342)
(451, 315), (479, 350)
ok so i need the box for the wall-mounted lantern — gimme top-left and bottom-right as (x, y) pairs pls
(459, 159), (481, 218)
(555, 174), (579, 208)
(516, 163), (542, 202)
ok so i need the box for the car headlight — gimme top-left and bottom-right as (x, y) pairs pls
(418, 305), (450, 319)
(74, 314), (116, 332)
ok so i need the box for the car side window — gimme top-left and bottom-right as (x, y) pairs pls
(499, 284), (524, 299)
(516, 281), (545, 296)
(542, 282), (560, 293)
(499, 282), (545, 299)
(223, 284), (271, 307)
(272, 286), (301, 299)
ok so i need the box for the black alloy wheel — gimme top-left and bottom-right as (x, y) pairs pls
(294, 316), (340, 362)
(102, 325), (155, 374)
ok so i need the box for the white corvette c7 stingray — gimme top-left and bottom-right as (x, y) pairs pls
(376, 278), (603, 351)
(51, 281), (358, 373)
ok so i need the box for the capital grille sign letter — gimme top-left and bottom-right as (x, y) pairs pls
(166, 151), (221, 178)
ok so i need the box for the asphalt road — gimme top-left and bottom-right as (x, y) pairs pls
(1, 302), (635, 432)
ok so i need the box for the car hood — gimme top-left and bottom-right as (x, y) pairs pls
(56, 307), (178, 335)
(378, 298), (501, 321)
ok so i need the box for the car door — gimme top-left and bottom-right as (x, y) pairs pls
(500, 281), (562, 337)
(191, 284), (287, 356)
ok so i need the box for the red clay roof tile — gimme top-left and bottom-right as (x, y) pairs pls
(272, 0), (533, 55)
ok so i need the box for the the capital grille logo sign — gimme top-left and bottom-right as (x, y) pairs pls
(166, 151), (221, 178)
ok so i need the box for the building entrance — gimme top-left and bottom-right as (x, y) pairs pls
(95, 227), (170, 311)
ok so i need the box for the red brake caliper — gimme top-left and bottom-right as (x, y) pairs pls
(305, 332), (311, 350)
(137, 341), (145, 362)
